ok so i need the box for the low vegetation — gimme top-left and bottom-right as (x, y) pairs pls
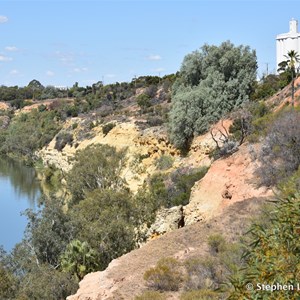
(1, 39), (300, 299)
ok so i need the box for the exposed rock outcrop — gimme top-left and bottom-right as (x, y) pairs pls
(38, 120), (181, 192)
(147, 205), (184, 239)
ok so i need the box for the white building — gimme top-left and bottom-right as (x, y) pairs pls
(276, 19), (300, 72)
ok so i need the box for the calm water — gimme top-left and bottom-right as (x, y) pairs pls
(0, 156), (41, 251)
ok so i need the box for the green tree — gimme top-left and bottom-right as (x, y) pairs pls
(137, 93), (152, 113)
(169, 41), (257, 151)
(67, 144), (126, 204)
(23, 196), (75, 267)
(60, 240), (99, 280)
(69, 189), (136, 269)
(15, 263), (77, 300)
(1, 109), (61, 162)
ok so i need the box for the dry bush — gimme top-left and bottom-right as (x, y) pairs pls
(144, 257), (183, 291)
(256, 109), (300, 186)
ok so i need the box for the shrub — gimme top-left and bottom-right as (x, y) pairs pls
(69, 189), (135, 270)
(135, 290), (166, 300)
(250, 74), (284, 101)
(144, 257), (183, 291)
(102, 122), (116, 136)
(207, 234), (227, 254)
(60, 240), (99, 280)
(155, 155), (174, 170)
(180, 289), (220, 300)
(146, 116), (164, 127)
(2, 109), (61, 162)
(167, 167), (208, 206)
(54, 131), (73, 151)
(256, 109), (300, 186)
(229, 189), (300, 299)
(137, 93), (152, 112)
(184, 257), (216, 290)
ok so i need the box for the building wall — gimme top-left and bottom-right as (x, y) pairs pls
(276, 19), (300, 72)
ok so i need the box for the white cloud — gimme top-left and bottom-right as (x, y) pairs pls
(0, 16), (8, 24)
(73, 67), (88, 73)
(54, 51), (75, 66)
(9, 69), (19, 75)
(153, 67), (165, 73)
(147, 54), (162, 61)
(0, 55), (12, 62)
(5, 46), (18, 52)
(46, 70), (55, 77)
(105, 74), (116, 78)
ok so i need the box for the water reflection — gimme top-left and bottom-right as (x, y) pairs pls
(0, 156), (41, 206)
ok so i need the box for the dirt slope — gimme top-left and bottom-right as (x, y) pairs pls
(184, 143), (272, 225)
(67, 198), (266, 300)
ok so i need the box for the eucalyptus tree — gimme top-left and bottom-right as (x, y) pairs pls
(169, 41), (257, 151)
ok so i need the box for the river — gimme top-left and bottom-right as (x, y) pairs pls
(0, 156), (41, 251)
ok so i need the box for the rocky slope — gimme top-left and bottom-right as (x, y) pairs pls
(66, 137), (273, 300)
(61, 80), (298, 299)
(67, 197), (266, 300)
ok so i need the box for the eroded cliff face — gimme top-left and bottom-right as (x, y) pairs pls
(37, 119), (182, 193)
(38, 115), (274, 300)
(37, 116), (232, 194)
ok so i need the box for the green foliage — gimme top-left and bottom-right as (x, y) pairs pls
(208, 234), (227, 254)
(135, 290), (167, 300)
(0, 263), (17, 299)
(256, 109), (300, 186)
(167, 167), (208, 206)
(155, 155), (174, 170)
(144, 257), (183, 291)
(67, 144), (126, 204)
(278, 50), (300, 107)
(137, 93), (152, 112)
(54, 131), (73, 151)
(69, 189), (135, 269)
(180, 290), (220, 300)
(251, 74), (288, 101)
(42, 164), (63, 191)
(229, 187), (300, 299)
(60, 239), (99, 280)
(0, 109), (61, 162)
(144, 166), (208, 210)
(15, 263), (77, 300)
(169, 41), (257, 151)
(24, 197), (74, 267)
(102, 122), (116, 136)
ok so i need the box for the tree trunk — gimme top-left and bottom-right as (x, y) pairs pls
(291, 72), (295, 108)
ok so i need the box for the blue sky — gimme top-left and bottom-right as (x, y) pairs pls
(0, 0), (298, 87)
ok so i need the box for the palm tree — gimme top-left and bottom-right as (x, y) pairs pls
(60, 239), (99, 280)
(278, 50), (300, 107)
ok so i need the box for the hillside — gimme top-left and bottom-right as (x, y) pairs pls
(1, 43), (300, 299)
(67, 198), (265, 300)
(65, 77), (300, 300)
